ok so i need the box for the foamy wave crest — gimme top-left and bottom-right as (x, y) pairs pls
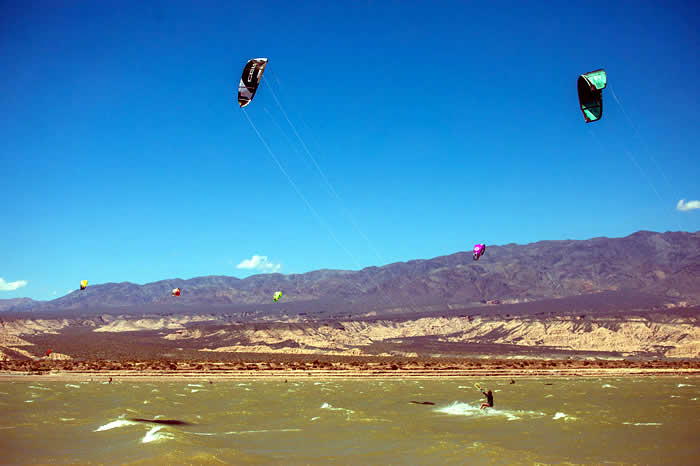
(65, 384), (80, 389)
(320, 402), (354, 414)
(435, 402), (545, 421)
(601, 384), (617, 389)
(623, 422), (662, 426)
(142, 426), (175, 443)
(224, 429), (302, 435)
(95, 419), (137, 432)
(677, 384), (693, 388)
(553, 412), (576, 421)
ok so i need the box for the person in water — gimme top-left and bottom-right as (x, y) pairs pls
(480, 389), (493, 409)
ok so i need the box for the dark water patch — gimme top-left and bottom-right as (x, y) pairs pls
(128, 418), (192, 426)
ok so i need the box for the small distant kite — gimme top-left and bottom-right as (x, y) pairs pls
(46, 350), (52, 357)
(80, 280), (88, 290)
(577, 69), (607, 123)
(273, 291), (283, 302)
(238, 58), (268, 108)
(172, 288), (181, 297)
(473, 244), (486, 261)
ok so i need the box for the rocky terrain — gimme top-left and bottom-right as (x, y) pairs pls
(1, 230), (698, 362)
(1, 304), (698, 361)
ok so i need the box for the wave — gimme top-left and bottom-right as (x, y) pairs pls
(435, 402), (546, 421)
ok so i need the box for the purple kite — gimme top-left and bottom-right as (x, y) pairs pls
(473, 244), (486, 261)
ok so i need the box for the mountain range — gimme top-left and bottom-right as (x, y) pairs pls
(2, 230), (699, 316)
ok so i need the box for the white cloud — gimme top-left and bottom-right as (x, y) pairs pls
(236, 255), (281, 272)
(676, 199), (700, 211)
(0, 278), (28, 291)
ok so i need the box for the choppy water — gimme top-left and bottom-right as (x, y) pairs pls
(0, 377), (698, 464)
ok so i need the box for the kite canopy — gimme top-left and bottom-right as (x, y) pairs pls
(80, 280), (88, 290)
(46, 350), (52, 356)
(273, 291), (283, 302)
(238, 58), (268, 108)
(172, 288), (181, 297)
(578, 69), (607, 123)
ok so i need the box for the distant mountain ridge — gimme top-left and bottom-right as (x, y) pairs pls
(2, 230), (699, 314)
(0, 298), (40, 312)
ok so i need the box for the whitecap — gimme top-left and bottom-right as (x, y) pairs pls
(142, 426), (174, 443)
(623, 422), (662, 426)
(224, 429), (302, 435)
(187, 384), (203, 387)
(95, 419), (137, 432)
(601, 384), (617, 389)
(320, 402), (354, 413)
(553, 412), (576, 421)
(65, 384), (80, 389)
(544, 394), (553, 398)
(677, 384), (693, 388)
(435, 402), (544, 421)
(60, 418), (75, 421)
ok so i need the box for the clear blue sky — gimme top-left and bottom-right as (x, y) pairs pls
(1, 1), (698, 300)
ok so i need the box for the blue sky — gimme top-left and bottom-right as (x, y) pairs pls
(1, 1), (698, 300)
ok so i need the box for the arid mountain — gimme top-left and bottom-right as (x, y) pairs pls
(2, 230), (699, 361)
(3, 230), (699, 315)
(0, 298), (40, 312)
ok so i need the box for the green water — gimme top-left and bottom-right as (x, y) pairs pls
(0, 377), (698, 464)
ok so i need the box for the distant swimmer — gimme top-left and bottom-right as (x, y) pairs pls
(480, 389), (494, 409)
(410, 401), (435, 405)
(510, 379), (515, 384)
(109, 377), (112, 384)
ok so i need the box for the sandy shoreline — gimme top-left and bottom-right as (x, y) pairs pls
(2, 367), (699, 381)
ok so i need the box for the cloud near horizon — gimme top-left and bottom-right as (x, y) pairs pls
(0, 278), (28, 291)
(236, 255), (281, 273)
(676, 199), (700, 211)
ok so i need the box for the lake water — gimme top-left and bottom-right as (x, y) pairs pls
(1, 377), (698, 464)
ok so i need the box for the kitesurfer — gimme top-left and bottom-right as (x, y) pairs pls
(480, 389), (493, 409)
